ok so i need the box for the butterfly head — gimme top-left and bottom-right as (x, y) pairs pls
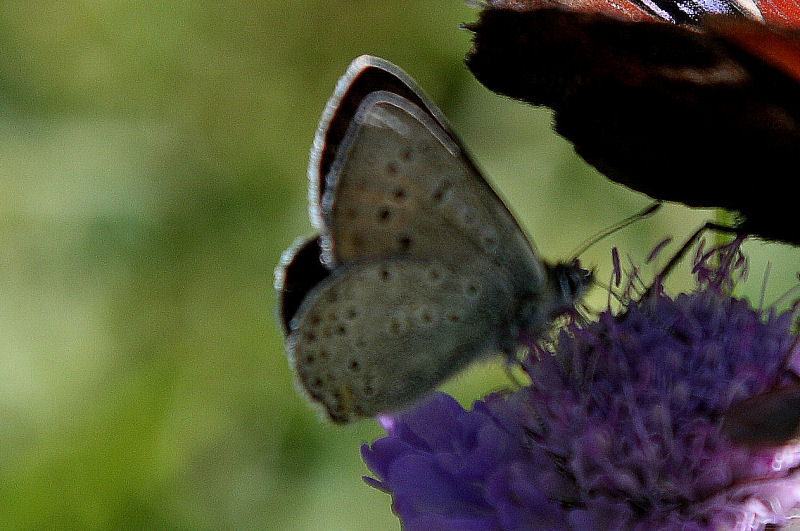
(515, 260), (593, 341)
(550, 260), (594, 312)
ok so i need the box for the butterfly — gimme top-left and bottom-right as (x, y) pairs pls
(722, 383), (800, 445)
(275, 55), (593, 423)
(467, 0), (800, 245)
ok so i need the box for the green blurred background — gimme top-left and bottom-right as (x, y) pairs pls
(1, 2), (798, 529)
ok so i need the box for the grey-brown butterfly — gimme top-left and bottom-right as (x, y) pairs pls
(275, 55), (593, 423)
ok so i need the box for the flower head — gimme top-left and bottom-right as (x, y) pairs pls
(362, 243), (800, 530)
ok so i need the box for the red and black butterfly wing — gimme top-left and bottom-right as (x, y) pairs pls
(467, 0), (800, 244)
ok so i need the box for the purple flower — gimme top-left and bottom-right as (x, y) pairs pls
(362, 243), (800, 530)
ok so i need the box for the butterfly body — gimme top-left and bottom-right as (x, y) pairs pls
(276, 56), (591, 423)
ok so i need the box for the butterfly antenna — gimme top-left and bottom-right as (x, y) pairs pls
(759, 262), (771, 313)
(569, 201), (662, 258)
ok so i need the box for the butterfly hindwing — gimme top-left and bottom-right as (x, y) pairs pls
(286, 256), (516, 423)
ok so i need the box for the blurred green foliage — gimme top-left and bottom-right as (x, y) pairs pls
(0, 2), (797, 530)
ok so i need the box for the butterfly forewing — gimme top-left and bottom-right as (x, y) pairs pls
(318, 89), (544, 289)
(287, 256), (516, 423)
(308, 55), (443, 204)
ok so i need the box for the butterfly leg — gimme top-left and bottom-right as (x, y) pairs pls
(642, 220), (745, 300)
(503, 365), (525, 389)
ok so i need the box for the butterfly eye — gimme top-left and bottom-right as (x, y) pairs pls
(554, 263), (594, 302)
(563, 272), (579, 299)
